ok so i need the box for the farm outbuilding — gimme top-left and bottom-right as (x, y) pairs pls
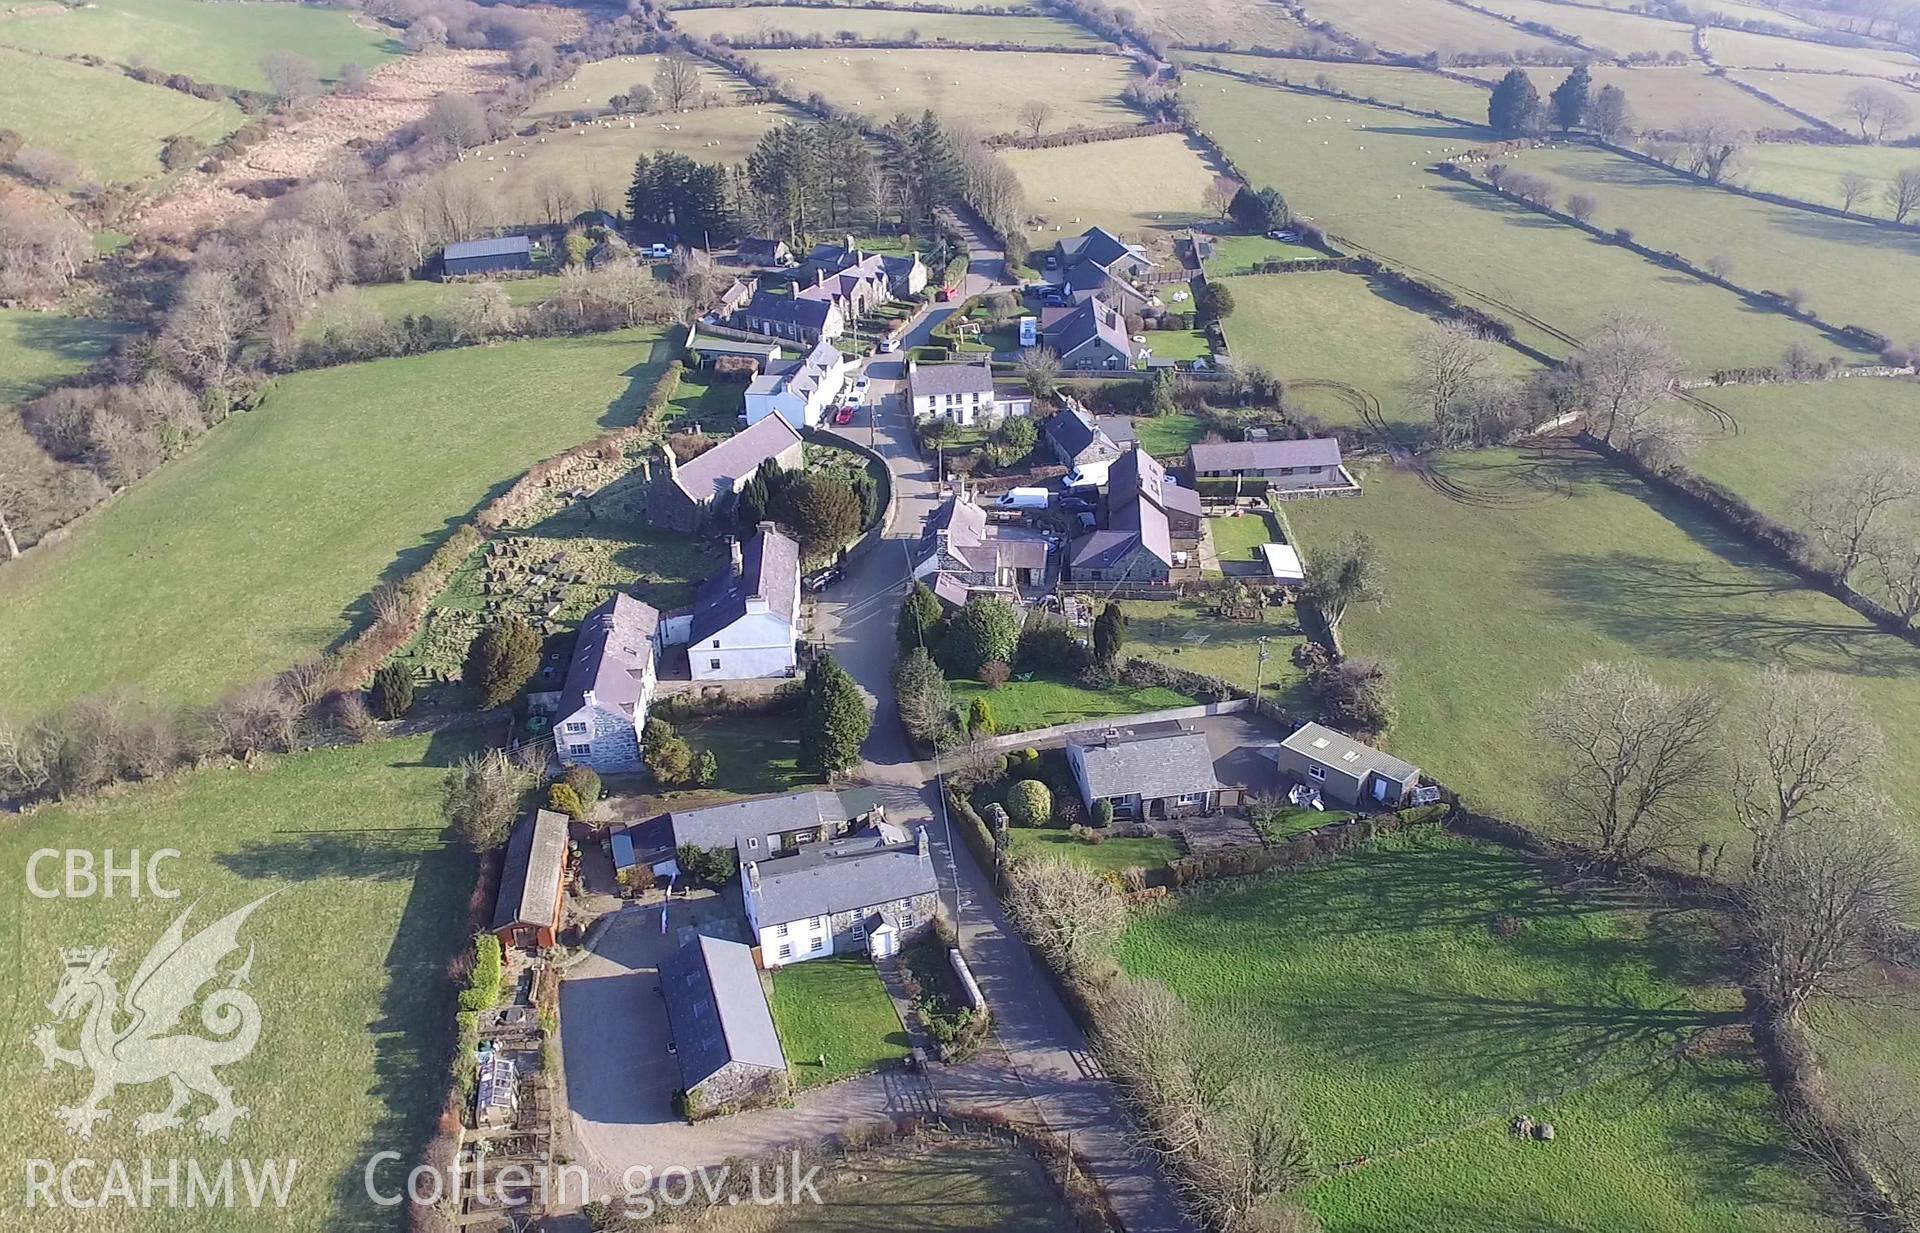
(1270, 722), (1421, 809)
(442, 235), (534, 277)
(491, 809), (571, 950)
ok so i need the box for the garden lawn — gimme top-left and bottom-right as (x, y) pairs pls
(1503, 142), (1920, 343)
(696, 1130), (1069, 1232)
(1184, 57), (1495, 121)
(0, 732), (478, 1233)
(1117, 597), (1311, 707)
(677, 714), (816, 797)
(663, 371), (751, 434)
(524, 54), (750, 119)
(740, 48), (1138, 136)
(1002, 132), (1220, 244)
(1008, 827), (1180, 872)
(673, 6), (1100, 46)
(1191, 76), (1863, 370)
(1207, 231), (1325, 275)
(1734, 142), (1920, 218)
(0, 329), (674, 720)
(1285, 448), (1920, 852)
(1130, 413), (1212, 455)
(0, 0), (398, 92)
(768, 957), (909, 1088)
(1207, 509), (1284, 561)
(1254, 803), (1355, 840)
(1219, 271), (1538, 440)
(1117, 829), (1838, 1233)
(949, 675), (1195, 734)
(0, 45), (243, 185)
(1690, 379), (1920, 522)
(1459, 63), (1804, 133)
(0, 308), (137, 405)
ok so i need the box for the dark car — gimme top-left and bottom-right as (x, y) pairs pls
(803, 566), (843, 593)
(1058, 497), (1096, 515)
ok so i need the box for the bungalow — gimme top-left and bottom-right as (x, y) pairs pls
(555, 594), (661, 774)
(744, 823), (939, 965)
(648, 412), (804, 532)
(1107, 446), (1203, 540)
(1187, 437), (1354, 494)
(1040, 299), (1132, 370)
(1065, 724), (1225, 822)
(743, 336), (850, 432)
(660, 934), (789, 1118)
(491, 809), (571, 950)
(731, 288), (845, 344)
(1045, 403), (1126, 484)
(442, 235), (533, 277)
(913, 489), (1052, 602)
(907, 359), (1032, 426)
(736, 237), (794, 268)
(680, 524), (800, 681)
(1050, 226), (1154, 282)
(1270, 722), (1422, 809)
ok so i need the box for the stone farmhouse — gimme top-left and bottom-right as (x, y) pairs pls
(726, 242), (926, 344)
(491, 809), (571, 950)
(555, 594), (660, 775)
(648, 412), (804, 532)
(906, 359), (1033, 427)
(801, 238), (929, 300)
(671, 524), (801, 681)
(912, 487), (1054, 606)
(1108, 445), (1204, 540)
(1045, 403), (1127, 486)
(730, 287), (845, 344)
(1050, 226), (1155, 305)
(1066, 724), (1226, 822)
(744, 336), (851, 432)
(1067, 446), (1205, 586)
(660, 934), (789, 1119)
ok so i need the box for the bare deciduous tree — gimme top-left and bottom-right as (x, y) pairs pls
(1733, 667), (1886, 877)
(1017, 99), (1055, 138)
(1743, 815), (1915, 1018)
(654, 57), (703, 111)
(261, 52), (320, 104)
(157, 268), (261, 390)
(1841, 83), (1912, 142)
(1705, 253), (1734, 280)
(442, 749), (531, 852)
(1531, 662), (1722, 865)
(424, 94), (491, 151)
(1569, 312), (1680, 450)
(0, 196), (89, 299)
(1792, 453), (1920, 580)
(1836, 170), (1874, 214)
(1864, 529), (1920, 626)
(1004, 856), (1128, 979)
(1203, 174), (1241, 218)
(1408, 319), (1496, 433)
(1303, 532), (1387, 633)
(1887, 165), (1920, 223)
(1565, 192), (1598, 223)
(1677, 116), (1747, 183)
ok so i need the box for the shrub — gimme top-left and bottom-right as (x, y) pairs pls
(968, 696), (996, 736)
(370, 662), (413, 719)
(1094, 799), (1114, 827)
(465, 617), (541, 709)
(560, 764), (601, 807)
(458, 935), (503, 1010)
(944, 597), (1020, 677)
(547, 781), (588, 820)
(1006, 778), (1052, 826)
(978, 660), (1011, 690)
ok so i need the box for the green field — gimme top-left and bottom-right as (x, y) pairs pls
(1730, 70), (1920, 140)
(0, 329), (673, 720)
(1207, 231), (1325, 274)
(768, 957), (909, 1088)
(1113, 0), (1307, 46)
(0, 308), (137, 405)
(1117, 829), (1835, 1232)
(1184, 57), (1496, 121)
(1130, 412), (1213, 455)
(1707, 25), (1920, 76)
(0, 732), (477, 1233)
(673, 5), (1101, 46)
(0, 45), (243, 185)
(1459, 62), (1802, 132)
(1735, 142), (1920, 218)
(1296, 0), (1566, 57)
(1219, 272), (1538, 439)
(524, 54), (751, 120)
(949, 675), (1195, 734)
(1008, 826), (1181, 871)
(1190, 76), (1868, 370)
(1474, 0), (1699, 56)
(1285, 449), (1920, 850)
(0, 0), (399, 92)
(1003, 132), (1219, 243)
(1503, 142), (1920, 343)
(1691, 379), (1920, 521)
(741, 48), (1139, 135)
(1117, 596), (1311, 706)
(300, 276), (573, 341)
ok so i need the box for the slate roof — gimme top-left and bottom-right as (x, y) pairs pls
(738, 288), (834, 330)
(1046, 299), (1132, 363)
(1045, 404), (1123, 467)
(689, 525), (800, 644)
(560, 593), (660, 718)
(911, 360), (995, 399)
(660, 934), (785, 1091)
(668, 790), (851, 854)
(1280, 722), (1421, 783)
(748, 828), (937, 926)
(737, 238), (790, 264)
(1097, 416), (1137, 448)
(1189, 437), (1345, 474)
(669, 413), (802, 503)
(919, 496), (1051, 576)
(1055, 226), (1136, 270)
(1109, 447), (1201, 519)
(444, 235), (532, 261)
(1071, 728), (1224, 802)
(1075, 492), (1171, 568)
(492, 810), (569, 931)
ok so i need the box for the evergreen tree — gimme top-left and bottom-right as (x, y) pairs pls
(466, 617), (541, 709)
(968, 696), (996, 738)
(943, 597), (1020, 678)
(773, 472), (861, 558)
(371, 662), (414, 720)
(642, 716), (696, 787)
(1093, 602), (1128, 665)
(799, 654), (871, 780)
(892, 645), (953, 746)
(1549, 63), (1592, 133)
(1228, 184), (1290, 232)
(898, 578), (946, 651)
(1488, 69), (1544, 136)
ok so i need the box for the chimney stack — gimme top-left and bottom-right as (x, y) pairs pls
(916, 827), (928, 858)
(747, 861), (760, 890)
(728, 536), (743, 576)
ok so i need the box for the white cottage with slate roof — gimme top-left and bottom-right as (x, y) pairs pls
(743, 822), (939, 966)
(684, 524), (800, 681)
(555, 594), (661, 774)
(1065, 723), (1225, 822)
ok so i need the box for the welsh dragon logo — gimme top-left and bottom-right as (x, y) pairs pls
(31, 894), (273, 1141)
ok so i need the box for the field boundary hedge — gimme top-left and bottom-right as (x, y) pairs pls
(984, 119), (1184, 149)
(1588, 134), (1920, 236)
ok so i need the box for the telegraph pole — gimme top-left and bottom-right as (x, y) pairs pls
(1254, 635), (1272, 707)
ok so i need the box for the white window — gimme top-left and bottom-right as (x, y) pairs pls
(901, 910), (916, 928)
(810, 936), (826, 952)
(813, 915), (826, 929)
(1308, 765), (1326, 781)
(1178, 792), (1207, 805)
(709, 658), (722, 671)
(567, 744), (590, 757)
(564, 721), (587, 734)
(777, 943), (792, 960)
(775, 922), (788, 937)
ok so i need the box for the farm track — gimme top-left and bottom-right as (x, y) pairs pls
(1676, 388), (1739, 435)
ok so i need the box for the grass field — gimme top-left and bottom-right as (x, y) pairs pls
(1116, 596), (1312, 706)
(697, 1130), (1069, 1232)
(1730, 70), (1920, 139)
(1690, 379), (1920, 521)
(1003, 132), (1220, 242)
(524, 54), (751, 120)
(1117, 829), (1836, 1232)
(1008, 826), (1182, 871)
(1459, 62), (1802, 132)
(1806, 964), (1920, 1142)
(673, 5), (1101, 46)
(1218, 272), (1539, 439)
(1186, 56), (1497, 120)
(949, 675), (1195, 734)
(0, 329), (673, 720)
(1474, 0), (1699, 56)
(1503, 142), (1920, 342)
(0, 45), (243, 185)
(0, 732), (478, 1233)
(741, 48), (1139, 134)
(1113, 0), (1307, 46)
(768, 957), (909, 1088)
(1296, 0), (1567, 58)
(1284, 449), (1920, 849)
(0, 0), (399, 92)
(1207, 231), (1328, 274)
(1707, 26), (1920, 75)
(1735, 141), (1920, 215)
(0, 308), (137, 406)
(301, 276), (572, 340)
(1189, 76), (1868, 370)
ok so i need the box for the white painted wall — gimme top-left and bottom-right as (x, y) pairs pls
(688, 610), (796, 681)
(756, 915), (834, 967)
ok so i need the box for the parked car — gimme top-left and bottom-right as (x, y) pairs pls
(1266, 229), (1298, 242)
(803, 566), (843, 593)
(1058, 497), (1096, 514)
(834, 405), (857, 425)
(852, 376), (872, 397)
(878, 336), (901, 353)
(645, 243), (672, 258)
(843, 388), (865, 409)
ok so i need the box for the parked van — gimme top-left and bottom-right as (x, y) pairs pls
(996, 487), (1051, 511)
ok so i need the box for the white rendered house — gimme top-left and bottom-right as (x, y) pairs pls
(683, 525), (801, 681)
(743, 336), (850, 431)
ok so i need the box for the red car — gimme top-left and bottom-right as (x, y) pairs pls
(834, 405), (857, 425)
(937, 286), (957, 303)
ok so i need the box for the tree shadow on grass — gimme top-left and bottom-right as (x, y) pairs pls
(0, 314), (133, 401)
(213, 828), (442, 882)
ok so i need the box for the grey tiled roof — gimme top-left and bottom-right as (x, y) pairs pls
(1110, 446), (1201, 520)
(661, 934), (785, 1091)
(669, 790), (850, 853)
(1046, 299), (1131, 363)
(445, 235), (531, 260)
(1055, 227), (1134, 269)
(560, 593), (660, 717)
(1189, 437), (1344, 474)
(669, 414), (802, 502)
(1045, 405), (1122, 466)
(738, 289), (833, 329)
(492, 810), (569, 931)
(748, 829), (937, 925)
(1072, 729), (1223, 801)
(910, 360), (994, 398)
(689, 525), (800, 644)
(1280, 722), (1421, 783)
